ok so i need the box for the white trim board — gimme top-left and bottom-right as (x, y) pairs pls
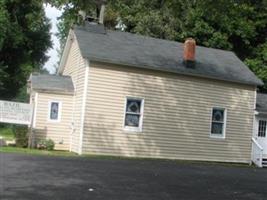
(58, 30), (74, 75)
(33, 93), (38, 128)
(69, 93), (76, 152)
(78, 59), (90, 155)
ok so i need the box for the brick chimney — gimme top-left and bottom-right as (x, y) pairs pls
(183, 38), (196, 67)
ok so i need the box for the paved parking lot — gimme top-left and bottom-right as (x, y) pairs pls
(0, 153), (267, 200)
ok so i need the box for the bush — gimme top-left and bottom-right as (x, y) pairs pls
(0, 125), (15, 140)
(37, 139), (55, 151)
(13, 126), (28, 148)
(45, 139), (55, 151)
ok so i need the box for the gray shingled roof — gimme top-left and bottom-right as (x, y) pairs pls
(31, 74), (74, 94)
(74, 23), (262, 86)
(256, 93), (267, 112)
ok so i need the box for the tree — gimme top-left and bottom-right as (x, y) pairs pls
(0, 0), (52, 100)
(246, 41), (267, 91)
(48, 0), (267, 91)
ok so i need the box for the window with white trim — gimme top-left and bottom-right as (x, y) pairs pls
(124, 97), (144, 132)
(210, 108), (226, 138)
(258, 120), (267, 137)
(48, 101), (61, 122)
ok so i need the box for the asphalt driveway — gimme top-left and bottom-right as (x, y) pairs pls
(0, 153), (267, 200)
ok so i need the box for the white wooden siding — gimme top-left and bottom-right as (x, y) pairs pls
(33, 93), (73, 150)
(83, 62), (256, 163)
(61, 35), (86, 153)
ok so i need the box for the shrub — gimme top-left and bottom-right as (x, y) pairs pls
(13, 126), (28, 148)
(45, 139), (55, 151)
(0, 125), (15, 140)
(37, 139), (55, 151)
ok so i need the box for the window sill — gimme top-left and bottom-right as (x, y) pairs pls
(47, 119), (61, 123)
(123, 127), (142, 133)
(210, 134), (225, 139)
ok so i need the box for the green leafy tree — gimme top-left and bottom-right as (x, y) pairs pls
(46, 0), (100, 47)
(246, 41), (267, 91)
(0, 0), (52, 100)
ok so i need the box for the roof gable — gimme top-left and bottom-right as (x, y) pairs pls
(73, 23), (262, 86)
(30, 74), (74, 94)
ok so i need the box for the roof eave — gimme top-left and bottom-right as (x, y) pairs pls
(32, 88), (74, 95)
(57, 30), (74, 75)
(87, 57), (262, 87)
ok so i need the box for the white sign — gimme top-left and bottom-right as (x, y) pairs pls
(0, 100), (32, 125)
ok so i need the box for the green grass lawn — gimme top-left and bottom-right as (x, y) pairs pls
(0, 127), (15, 140)
(0, 147), (253, 168)
(0, 146), (77, 157)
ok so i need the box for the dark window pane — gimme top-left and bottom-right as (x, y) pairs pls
(125, 114), (140, 127)
(258, 120), (267, 137)
(126, 100), (141, 113)
(212, 109), (224, 122)
(50, 102), (59, 120)
(211, 122), (223, 135)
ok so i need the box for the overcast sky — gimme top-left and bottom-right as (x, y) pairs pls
(44, 4), (62, 74)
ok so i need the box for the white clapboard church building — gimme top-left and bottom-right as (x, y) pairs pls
(26, 7), (267, 167)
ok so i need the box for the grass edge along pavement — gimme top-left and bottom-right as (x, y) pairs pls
(0, 146), (256, 169)
(0, 146), (77, 157)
